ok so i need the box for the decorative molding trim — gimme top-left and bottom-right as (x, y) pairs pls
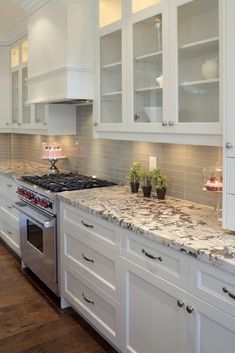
(27, 66), (94, 84)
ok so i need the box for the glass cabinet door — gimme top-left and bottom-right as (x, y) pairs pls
(99, 0), (122, 28)
(177, 0), (219, 125)
(11, 71), (19, 124)
(132, 0), (162, 13)
(34, 103), (47, 125)
(99, 30), (122, 124)
(132, 12), (164, 126)
(22, 66), (31, 124)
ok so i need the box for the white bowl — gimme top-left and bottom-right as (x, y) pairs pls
(144, 107), (163, 122)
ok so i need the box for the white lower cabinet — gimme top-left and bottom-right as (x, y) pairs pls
(121, 259), (188, 353)
(60, 202), (235, 353)
(0, 175), (20, 256)
(188, 295), (235, 353)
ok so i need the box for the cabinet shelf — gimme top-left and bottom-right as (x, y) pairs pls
(179, 37), (219, 59)
(179, 78), (219, 87)
(101, 61), (122, 69)
(135, 51), (162, 63)
(102, 91), (122, 97)
(135, 86), (162, 93)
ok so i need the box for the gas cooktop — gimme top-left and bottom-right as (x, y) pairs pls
(21, 173), (116, 192)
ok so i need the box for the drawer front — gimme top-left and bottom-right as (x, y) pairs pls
(62, 224), (120, 299)
(0, 175), (18, 200)
(0, 194), (19, 221)
(121, 230), (188, 289)
(0, 214), (20, 256)
(62, 203), (121, 253)
(62, 264), (120, 346)
(189, 258), (235, 317)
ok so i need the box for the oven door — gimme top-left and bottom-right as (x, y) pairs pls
(14, 201), (57, 294)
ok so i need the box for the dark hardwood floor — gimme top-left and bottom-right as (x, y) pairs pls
(0, 242), (118, 353)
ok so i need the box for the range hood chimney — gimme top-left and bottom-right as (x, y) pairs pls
(27, 0), (97, 104)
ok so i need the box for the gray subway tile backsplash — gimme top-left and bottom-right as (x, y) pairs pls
(2, 105), (222, 208)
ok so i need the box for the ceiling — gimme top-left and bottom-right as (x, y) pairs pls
(0, 1), (26, 35)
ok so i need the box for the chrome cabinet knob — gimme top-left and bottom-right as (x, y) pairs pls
(168, 121), (174, 126)
(186, 305), (194, 314)
(226, 142), (233, 149)
(94, 122), (98, 127)
(177, 300), (184, 308)
(17, 122), (22, 126)
(161, 121), (167, 127)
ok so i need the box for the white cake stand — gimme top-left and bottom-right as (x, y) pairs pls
(41, 156), (67, 174)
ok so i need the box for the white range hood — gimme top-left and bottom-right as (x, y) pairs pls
(27, 0), (97, 104)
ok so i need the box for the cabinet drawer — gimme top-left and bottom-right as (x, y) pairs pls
(62, 224), (120, 299)
(62, 203), (121, 253)
(62, 264), (120, 346)
(0, 194), (19, 221)
(121, 230), (188, 289)
(0, 214), (20, 256)
(0, 175), (18, 200)
(189, 258), (235, 317)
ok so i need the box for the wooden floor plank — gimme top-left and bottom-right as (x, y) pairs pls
(0, 243), (118, 353)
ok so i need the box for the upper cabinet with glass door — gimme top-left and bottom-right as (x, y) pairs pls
(21, 40), (31, 126)
(10, 45), (20, 126)
(130, 0), (169, 132)
(96, 0), (125, 131)
(173, 0), (221, 134)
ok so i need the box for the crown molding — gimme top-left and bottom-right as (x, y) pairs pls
(18, 0), (50, 15)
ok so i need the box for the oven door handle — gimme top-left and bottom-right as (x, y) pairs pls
(13, 202), (55, 229)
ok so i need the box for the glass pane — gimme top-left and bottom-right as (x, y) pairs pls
(100, 30), (122, 123)
(11, 46), (19, 68)
(11, 72), (19, 123)
(133, 14), (163, 123)
(27, 220), (43, 253)
(99, 0), (121, 28)
(22, 40), (28, 63)
(178, 0), (219, 123)
(132, 0), (161, 13)
(35, 103), (46, 124)
(22, 67), (31, 124)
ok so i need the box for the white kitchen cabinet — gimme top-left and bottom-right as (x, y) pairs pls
(0, 46), (10, 131)
(60, 202), (122, 348)
(60, 202), (235, 353)
(170, 0), (221, 135)
(121, 258), (188, 353)
(187, 294), (235, 353)
(223, 0), (235, 231)
(95, 0), (222, 146)
(0, 175), (20, 256)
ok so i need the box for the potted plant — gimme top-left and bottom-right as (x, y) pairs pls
(127, 162), (142, 193)
(152, 168), (169, 200)
(141, 171), (153, 198)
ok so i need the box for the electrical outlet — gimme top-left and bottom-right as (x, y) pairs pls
(149, 156), (157, 171)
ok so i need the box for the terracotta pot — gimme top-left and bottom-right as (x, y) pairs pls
(142, 185), (152, 198)
(156, 187), (166, 200)
(130, 181), (139, 193)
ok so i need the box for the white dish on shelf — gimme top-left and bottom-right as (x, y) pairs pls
(144, 106), (162, 122)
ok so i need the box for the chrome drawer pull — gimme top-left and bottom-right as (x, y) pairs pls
(7, 230), (13, 235)
(82, 293), (94, 305)
(223, 287), (235, 300)
(186, 305), (194, 314)
(142, 248), (162, 261)
(7, 205), (12, 209)
(7, 184), (12, 188)
(82, 253), (94, 263)
(177, 300), (184, 308)
(81, 220), (94, 229)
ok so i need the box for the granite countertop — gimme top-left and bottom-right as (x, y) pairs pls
(0, 160), (50, 179)
(58, 186), (235, 274)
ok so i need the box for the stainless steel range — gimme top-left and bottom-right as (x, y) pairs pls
(14, 173), (115, 295)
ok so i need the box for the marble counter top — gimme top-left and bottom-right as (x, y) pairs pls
(0, 160), (50, 180)
(58, 186), (235, 274)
